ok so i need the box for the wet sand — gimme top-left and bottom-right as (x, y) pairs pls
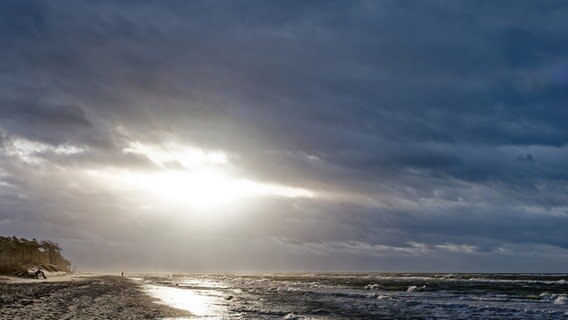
(0, 275), (191, 319)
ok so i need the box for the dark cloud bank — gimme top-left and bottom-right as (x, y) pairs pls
(1, 0), (568, 272)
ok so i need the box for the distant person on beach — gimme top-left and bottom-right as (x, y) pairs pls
(121, 272), (124, 277)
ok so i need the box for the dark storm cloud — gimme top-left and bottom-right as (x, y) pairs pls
(0, 99), (90, 128)
(1, 0), (568, 271)
(0, 98), (91, 144)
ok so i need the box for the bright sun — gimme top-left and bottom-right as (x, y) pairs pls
(86, 142), (314, 210)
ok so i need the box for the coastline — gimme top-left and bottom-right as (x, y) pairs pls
(0, 275), (191, 319)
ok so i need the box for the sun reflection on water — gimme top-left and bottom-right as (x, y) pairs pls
(146, 284), (224, 318)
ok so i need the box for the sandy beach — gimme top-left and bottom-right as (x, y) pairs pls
(0, 275), (190, 319)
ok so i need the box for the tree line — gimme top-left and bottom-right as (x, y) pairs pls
(0, 235), (72, 274)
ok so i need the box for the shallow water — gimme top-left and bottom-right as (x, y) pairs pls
(137, 273), (568, 319)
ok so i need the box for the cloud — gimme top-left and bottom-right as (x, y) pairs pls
(1, 0), (568, 271)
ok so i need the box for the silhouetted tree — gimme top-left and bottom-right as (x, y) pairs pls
(24, 239), (40, 263)
(0, 235), (72, 273)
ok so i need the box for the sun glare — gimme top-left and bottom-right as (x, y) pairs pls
(123, 142), (228, 168)
(87, 142), (314, 210)
(88, 168), (314, 209)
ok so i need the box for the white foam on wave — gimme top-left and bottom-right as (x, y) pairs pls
(283, 312), (321, 320)
(554, 296), (567, 305)
(539, 293), (567, 305)
(269, 286), (303, 292)
(365, 283), (380, 290)
(407, 285), (426, 292)
(365, 292), (396, 301)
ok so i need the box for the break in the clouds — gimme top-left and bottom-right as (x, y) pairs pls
(1, 0), (568, 272)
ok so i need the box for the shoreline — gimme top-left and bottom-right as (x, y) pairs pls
(0, 275), (192, 319)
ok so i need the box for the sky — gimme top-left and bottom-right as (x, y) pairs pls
(1, 0), (568, 273)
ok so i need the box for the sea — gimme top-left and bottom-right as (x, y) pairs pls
(131, 273), (568, 319)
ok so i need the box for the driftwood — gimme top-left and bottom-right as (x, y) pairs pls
(13, 269), (47, 279)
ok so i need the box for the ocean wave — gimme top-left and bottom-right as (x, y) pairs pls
(142, 273), (568, 319)
(407, 285), (427, 292)
(364, 291), (397, 301)
(283, 312), (317, 320)
(364, 283), (381, 290)
(540, 293), (567, 305)
(229, 305), (288, 316)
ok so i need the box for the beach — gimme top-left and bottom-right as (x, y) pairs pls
(0, 275), (190, 320)
(2, 272), (568, 319)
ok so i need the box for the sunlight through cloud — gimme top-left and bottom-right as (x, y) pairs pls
(87, 168), (314, 209)
(85, 141), (315, 210)
(5, 137), (85, 164)
(123, 142), (228, 169)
